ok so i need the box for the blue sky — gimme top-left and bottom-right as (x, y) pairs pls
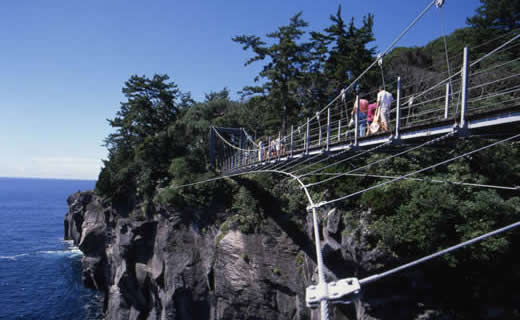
(0, 0), (481, 180)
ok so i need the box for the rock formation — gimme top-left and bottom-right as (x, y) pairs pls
(65, 191), (454, 320)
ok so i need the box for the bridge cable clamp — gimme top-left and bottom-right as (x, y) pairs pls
(306, 201), (327, 211)
(306, 278), (361, 308)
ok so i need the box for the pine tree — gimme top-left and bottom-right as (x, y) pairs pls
(467, 0), (520, 34)
(323, 6), (377, 93)
(104, 74), (181, 152)
(233, 13), (311, 134)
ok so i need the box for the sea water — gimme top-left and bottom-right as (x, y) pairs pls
(0, 177), (103, 320)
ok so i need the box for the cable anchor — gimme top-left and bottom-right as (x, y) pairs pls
(306, 278), (361, 308)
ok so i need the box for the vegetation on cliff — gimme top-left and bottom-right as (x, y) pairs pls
(95, 1), (520, 317)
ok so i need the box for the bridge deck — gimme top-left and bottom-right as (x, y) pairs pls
(229, 105), (520, 173)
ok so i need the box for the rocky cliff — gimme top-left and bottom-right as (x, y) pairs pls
(65, 191), (456, 320)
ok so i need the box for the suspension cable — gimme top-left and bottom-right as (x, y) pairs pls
(360, 220), (520, 285)
(305, 172), (519, 191)
(303, 132), (454, 187)
(313, 133), (520, 208)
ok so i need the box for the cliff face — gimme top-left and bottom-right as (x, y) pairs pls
(65, 191), (317, 320)
(65, 191), (448, 320)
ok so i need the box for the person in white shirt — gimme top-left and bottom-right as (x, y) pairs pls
(275, 137), (281, 157)
(258, 140), (264, 161)
(376, 87), (394, 132)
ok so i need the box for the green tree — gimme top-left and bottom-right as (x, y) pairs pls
(104, 74), (182, 152)
(467, 0), (520, 35)
(98, 74), (189, 204)
(233, 13), (311, 134)
(323, 6), (377, 92)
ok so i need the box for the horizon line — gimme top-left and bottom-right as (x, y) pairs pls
(0, 176), (97, 182)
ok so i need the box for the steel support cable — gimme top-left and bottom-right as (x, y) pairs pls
(303, 132), (454, 187)
(337, 0), (438, 96)
(304, 172), (519, 191)
(469, 96), (520, 113)
(400, 95), (458, 116)
(402, 27), (520, 73)
(470, 56), (520, 78)
(313, 132), (520, 208)
(267, 156), (304, 171)
(289, 147), (355, 176)
(440, 6), (454, 90)
(470, 32), (520, 67)
(232, 168), (330, 319)
(468, 85), (520, 104)
(215, 126), (307, 170)
(170, 165), (331, 319)
(278, 153), (325, 172)
(396, 69), (457, 97)
(398, 79), (462, 106)
(468, 89), (520, 108)
(400, 93), (447, 110)
(273, 0), (438, 151)
(360, 220), (520, 285)
(241, 128), (259, 147)
(475, 41), (520, 60)
(213, 127), (261, 152)
(404, 72), (462, 108)
(398, 101), (454, 120)
(262, 157), (299, 171)
(405, 114), (450, 127)
(404, 32), (520, 107)
(403, 115), (448, 129)
(468, 72), (520, 92)
(471, 28), (520, 52)
(295, 141), (393, 178)
(244, 16), (518, 159)
(282, 152), (327, 173)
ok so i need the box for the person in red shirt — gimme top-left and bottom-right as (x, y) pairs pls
(351, 98), (369, 137)
(366, 102), (378, 135)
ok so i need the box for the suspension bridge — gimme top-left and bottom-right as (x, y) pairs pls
(177, 1), (520, 319)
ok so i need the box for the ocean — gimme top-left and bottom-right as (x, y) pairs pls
(0, 177), (103, 320)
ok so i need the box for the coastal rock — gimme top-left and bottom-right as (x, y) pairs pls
(65, 192), (457, 320)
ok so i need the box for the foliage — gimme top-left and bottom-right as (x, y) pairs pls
(467, 0), (520, 37)
(233, 13), (311, 135)
(94, 3), (520, 315)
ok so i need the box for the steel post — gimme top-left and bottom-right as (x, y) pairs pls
(326, 108), (331, 151)
(460, 47), (469, 128)
(354, 95), (359, 146)
(444, 82), (450, 119)
(290, 125), (294, 157)
(337, 120), (342, 142)
(306, 118), (310, 155)
(395, 76), (401, 139)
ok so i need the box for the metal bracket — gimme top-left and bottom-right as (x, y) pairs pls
(453, 124), (470, 137)
(377, 53), (383, 67)
(435, 0), (445, 8)
(306, 278), (361, 308)
(389, 134), (402, 145)
(306, 201), (327, 210)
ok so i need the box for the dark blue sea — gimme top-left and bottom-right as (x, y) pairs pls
(0, 177), (104, 320)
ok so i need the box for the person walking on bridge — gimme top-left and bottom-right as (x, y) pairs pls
(376, 87), (394, 133)
(351, 96), (369, 137)
(366, 102), (377, 135)
(258, 140), (264, 162)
